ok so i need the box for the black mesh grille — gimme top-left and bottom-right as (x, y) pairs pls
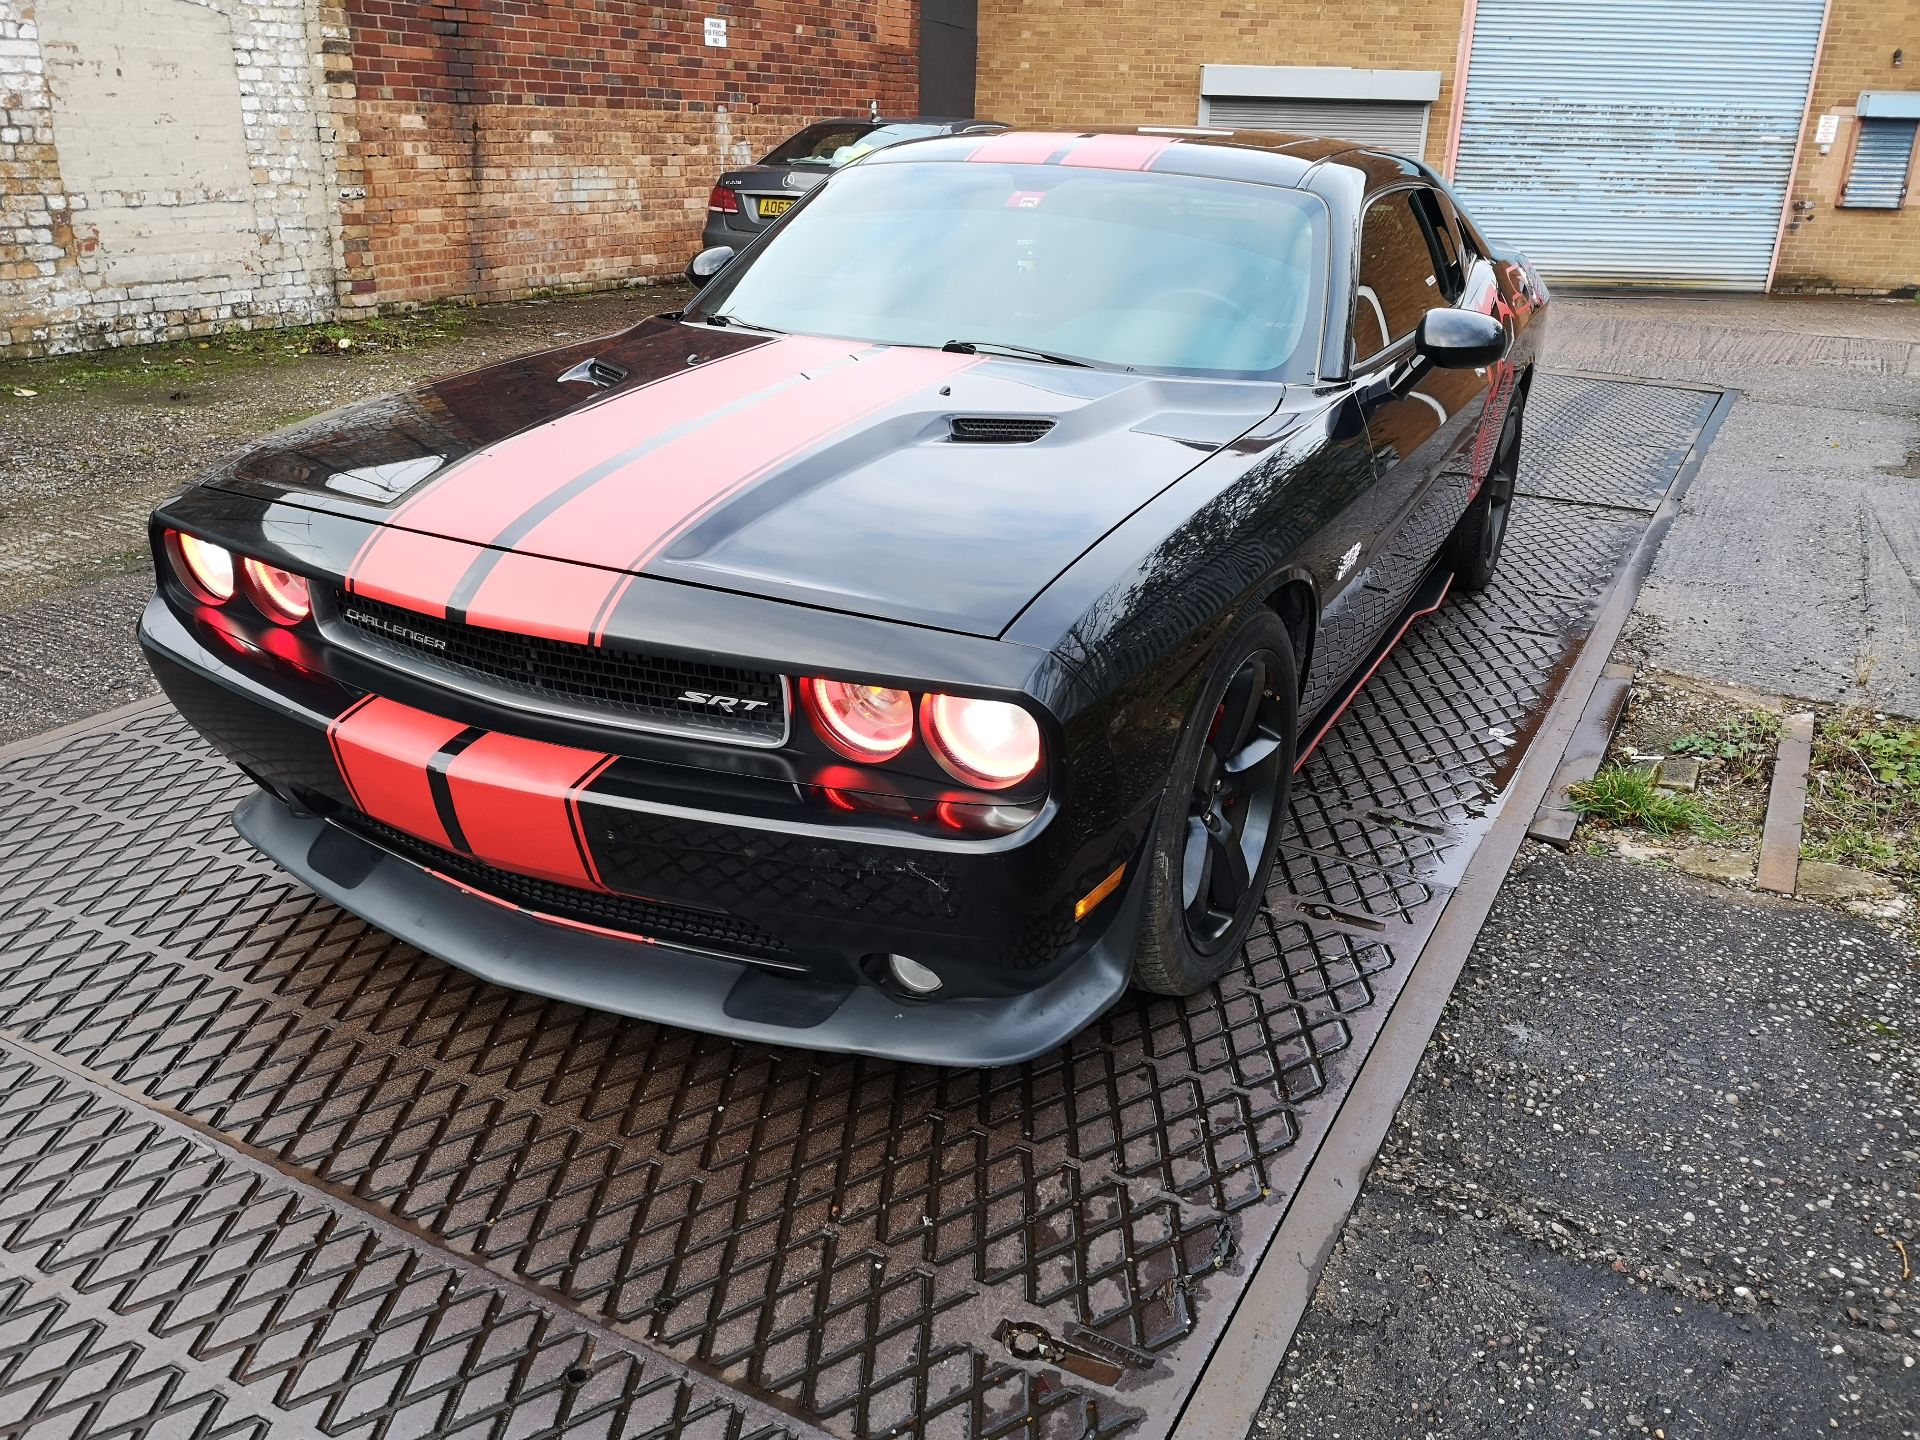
(328, 591), (787, 744)
(949, 416), (1055, 443)
(342, 813), (792, 958)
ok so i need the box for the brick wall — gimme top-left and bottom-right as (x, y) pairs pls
(0, 0), (340, 355)
(975, 0), (1468, 172)
(330, 0), (918, 310)
(0, 0), (915, 354)
(1772, 0), (1920, 295)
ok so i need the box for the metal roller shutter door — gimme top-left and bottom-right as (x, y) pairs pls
(1451, 0), (1827, 290)
(1200, 97), (1431, 153)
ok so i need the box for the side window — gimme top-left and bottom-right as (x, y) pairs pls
(1411, 189), (1465, 301)
(1351, 193), (1442, 363)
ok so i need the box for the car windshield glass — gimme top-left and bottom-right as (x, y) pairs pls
(689, 162), (1328, 381)
(759, 122), (945, 168)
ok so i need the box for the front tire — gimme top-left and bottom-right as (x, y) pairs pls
(1133, 612), (1298, 997)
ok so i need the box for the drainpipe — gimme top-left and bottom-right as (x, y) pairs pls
(1766, 0), (1835, 294)
(1443, 0), (1478, 180)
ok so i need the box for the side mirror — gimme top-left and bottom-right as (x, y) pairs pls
(1415, 307), (1507, 369)
(685, 245), (735, 287)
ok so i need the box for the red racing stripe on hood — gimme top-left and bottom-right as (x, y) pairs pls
(466, 345), (978, 643)
(347, 333), (858, 610)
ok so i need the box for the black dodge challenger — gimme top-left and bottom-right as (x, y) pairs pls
(141, 127), (1547, 1066)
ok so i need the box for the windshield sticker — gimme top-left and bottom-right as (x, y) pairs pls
(1006, 190), (1047, 209)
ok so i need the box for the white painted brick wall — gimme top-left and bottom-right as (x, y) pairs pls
(0, 0), (341, 355)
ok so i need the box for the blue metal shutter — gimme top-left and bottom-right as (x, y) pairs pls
(1842, 119), (1918, 209)
(1451, 0), (1826, 290)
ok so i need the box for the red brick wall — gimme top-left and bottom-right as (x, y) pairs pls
(330, 1), (918, 309)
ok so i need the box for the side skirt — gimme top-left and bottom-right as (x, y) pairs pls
(1293, 566), (1453, 772)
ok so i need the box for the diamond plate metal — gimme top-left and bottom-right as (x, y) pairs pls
(0, 375), (1721, 1438)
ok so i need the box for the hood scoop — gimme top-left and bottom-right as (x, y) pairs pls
(948, 415), (1055, 444)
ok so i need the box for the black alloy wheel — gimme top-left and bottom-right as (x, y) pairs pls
(1133, 611), (1298, 996)
(1183, 650), (1290, 951)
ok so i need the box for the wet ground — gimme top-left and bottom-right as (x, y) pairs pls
(0, 290), (1915, 1437)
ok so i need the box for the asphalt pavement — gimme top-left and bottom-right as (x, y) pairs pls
(1263, 846), (1918, 1438)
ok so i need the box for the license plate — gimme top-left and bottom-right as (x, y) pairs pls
(757, 196), (795, 219)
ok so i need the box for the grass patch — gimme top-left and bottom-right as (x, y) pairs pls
(1803, 711), (1920, 880)
(1569, 764), (1727, 838)
(0, 304), (472, 399)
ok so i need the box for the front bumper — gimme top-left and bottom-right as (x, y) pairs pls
(139, 594), (1147, 1065)
(237, 793), (1137, 1066)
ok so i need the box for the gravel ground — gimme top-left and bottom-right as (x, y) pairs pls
(0, 288), (687, 745)
(1263, 846), (1919, 1438)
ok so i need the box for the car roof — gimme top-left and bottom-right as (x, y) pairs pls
(861, 125), (1427, 193)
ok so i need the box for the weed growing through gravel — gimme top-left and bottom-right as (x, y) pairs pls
(1569, 764), (1727, 837)
(1804, 711), (1920, 881)
(1668, 710), (1783, 776)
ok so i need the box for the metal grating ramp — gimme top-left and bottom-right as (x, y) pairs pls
(0, 373), (1723, 1439)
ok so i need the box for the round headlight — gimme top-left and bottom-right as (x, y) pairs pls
(241, 556), (312, 625)
(805, 678), (915, 762)
(168, 530), (236, 603)
(921, 693), (1041, 790)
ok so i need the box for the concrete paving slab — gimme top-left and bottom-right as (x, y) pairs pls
(1550, 296), (1920, 716)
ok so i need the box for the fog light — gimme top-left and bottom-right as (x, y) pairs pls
(886, 954), (942, 996)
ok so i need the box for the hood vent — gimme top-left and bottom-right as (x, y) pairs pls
(949, 416), (1055, 444)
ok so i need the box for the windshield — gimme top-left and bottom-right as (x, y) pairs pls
(689, 162), (1328, 381)
(758, 122), (947, 169)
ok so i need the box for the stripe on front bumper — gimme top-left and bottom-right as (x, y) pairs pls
(327, 693), (615, 891)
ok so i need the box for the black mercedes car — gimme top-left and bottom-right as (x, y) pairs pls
(701, 115), (1004, 253)
(141, 127), (1547, 1066)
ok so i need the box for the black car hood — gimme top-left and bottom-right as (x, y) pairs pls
(204, 319), (1281, 638)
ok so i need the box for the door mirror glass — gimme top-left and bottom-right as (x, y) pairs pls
(686, 245), (735, 287)
(1416, 307), (1506, 369)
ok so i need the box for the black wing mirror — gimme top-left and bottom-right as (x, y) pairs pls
(1415, 307), (1507, 369)
(685, 245), (735, 287)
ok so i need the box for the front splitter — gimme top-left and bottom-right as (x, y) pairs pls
(0, 371), (1729, 1439)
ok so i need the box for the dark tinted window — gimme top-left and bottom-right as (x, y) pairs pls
(1351, 192), (1441, 362)
(759, 122), (945, 168)
(1413, 189), (1464, 301)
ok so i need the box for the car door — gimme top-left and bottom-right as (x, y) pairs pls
(1298, 186), (1492, 713)
(1352, 185), (1496, 599)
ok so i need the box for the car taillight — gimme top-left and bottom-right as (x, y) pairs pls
(241, 556), (312, 625)
(922, 693), (1042, 790)
(167, 530), (236, 603)
(805, 678), (914, 762)
(708, 185), (739, 213)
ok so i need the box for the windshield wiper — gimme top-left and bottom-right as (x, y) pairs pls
(692, 314), (786, 336)
(941, 339), (1095, 368)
